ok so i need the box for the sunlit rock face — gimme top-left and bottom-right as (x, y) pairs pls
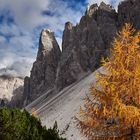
(23, 29), (61, 106)
(0, 76), (24, 108)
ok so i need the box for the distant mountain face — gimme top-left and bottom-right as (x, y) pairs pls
(23, 0), (140, 106)
(0, 76), (24, 108)
(22, 29), (61, 106)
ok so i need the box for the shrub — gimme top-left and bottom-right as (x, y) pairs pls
(0, 107), (66, 140)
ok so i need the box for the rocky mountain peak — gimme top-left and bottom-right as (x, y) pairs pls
(23, 0), (140, 107)
(65, 22), (73, 30)
(37, 29), (58, 61)
(99, 2), (115, 12)
(86, 2), (115, 17)
(62, 22), (74, 51)
(23, 28), (61, 105)
(86, 3), (98, 16)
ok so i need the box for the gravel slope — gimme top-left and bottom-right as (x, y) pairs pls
(26, 67), (104, 140)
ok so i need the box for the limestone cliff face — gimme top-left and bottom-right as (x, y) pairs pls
(55, 0), (140, 91)
(0, 76), (24, 108)
(55, 2), (117, 91)
(23, 29), (61, 105)
(23, 0), (140, 106)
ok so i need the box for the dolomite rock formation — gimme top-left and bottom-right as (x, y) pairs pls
(55, 0), (140, 91)
(23, 29), (61, 105)
(55, 2), (117, 91)
(23, 0), (140, 139)
(0, 76), (24, 108)
(23, 0), (140, 106)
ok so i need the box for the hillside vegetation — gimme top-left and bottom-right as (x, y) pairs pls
(0, 107), (66, 140)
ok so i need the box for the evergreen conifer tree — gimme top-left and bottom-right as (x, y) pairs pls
(0, 107), (66, 140)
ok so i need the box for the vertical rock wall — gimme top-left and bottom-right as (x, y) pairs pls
(23, 0), (140, 106)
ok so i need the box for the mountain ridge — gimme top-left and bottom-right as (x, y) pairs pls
(23, 0), (140, 106)
(0, 76), (24, 108)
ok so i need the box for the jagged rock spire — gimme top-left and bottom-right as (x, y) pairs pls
(86, 3), (98, 16)
(23, 29), (61, 105)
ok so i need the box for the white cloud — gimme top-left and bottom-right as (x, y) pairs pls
(0, 32), (36, 78)
(0, 0), (83, 32)
(0, 24), (20, 36)
(0, 59), (33, 78)
(0, 0), (84, 78)
(0, 0), (49, 31)
(0, 36), (6, 42)
(0, 47), (35, 77)
(0, 0), (124, 78)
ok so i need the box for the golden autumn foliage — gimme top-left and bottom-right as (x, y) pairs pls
(77, 23), (140, 139)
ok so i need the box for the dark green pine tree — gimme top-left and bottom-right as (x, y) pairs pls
(0, 107), (66, 140)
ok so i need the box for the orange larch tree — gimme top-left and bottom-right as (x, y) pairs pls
(77, 23), (140, 139)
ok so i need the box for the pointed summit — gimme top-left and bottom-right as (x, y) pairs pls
(37, 29), (60, 61)
(85, 3), (98, 16)
(23, 29), (61, 105)
(99, 1), (115, 12)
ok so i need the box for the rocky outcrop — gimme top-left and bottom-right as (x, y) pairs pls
(118, 0), (140, 29)
(23, 29), (61, 105)
(55, 0), (140, 91)
(55, 2), (118, 91)
(0, 76), (24, 108)
(23, 0), (140, 106)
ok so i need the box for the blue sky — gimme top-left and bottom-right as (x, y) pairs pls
(0, 0), (123, 77)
